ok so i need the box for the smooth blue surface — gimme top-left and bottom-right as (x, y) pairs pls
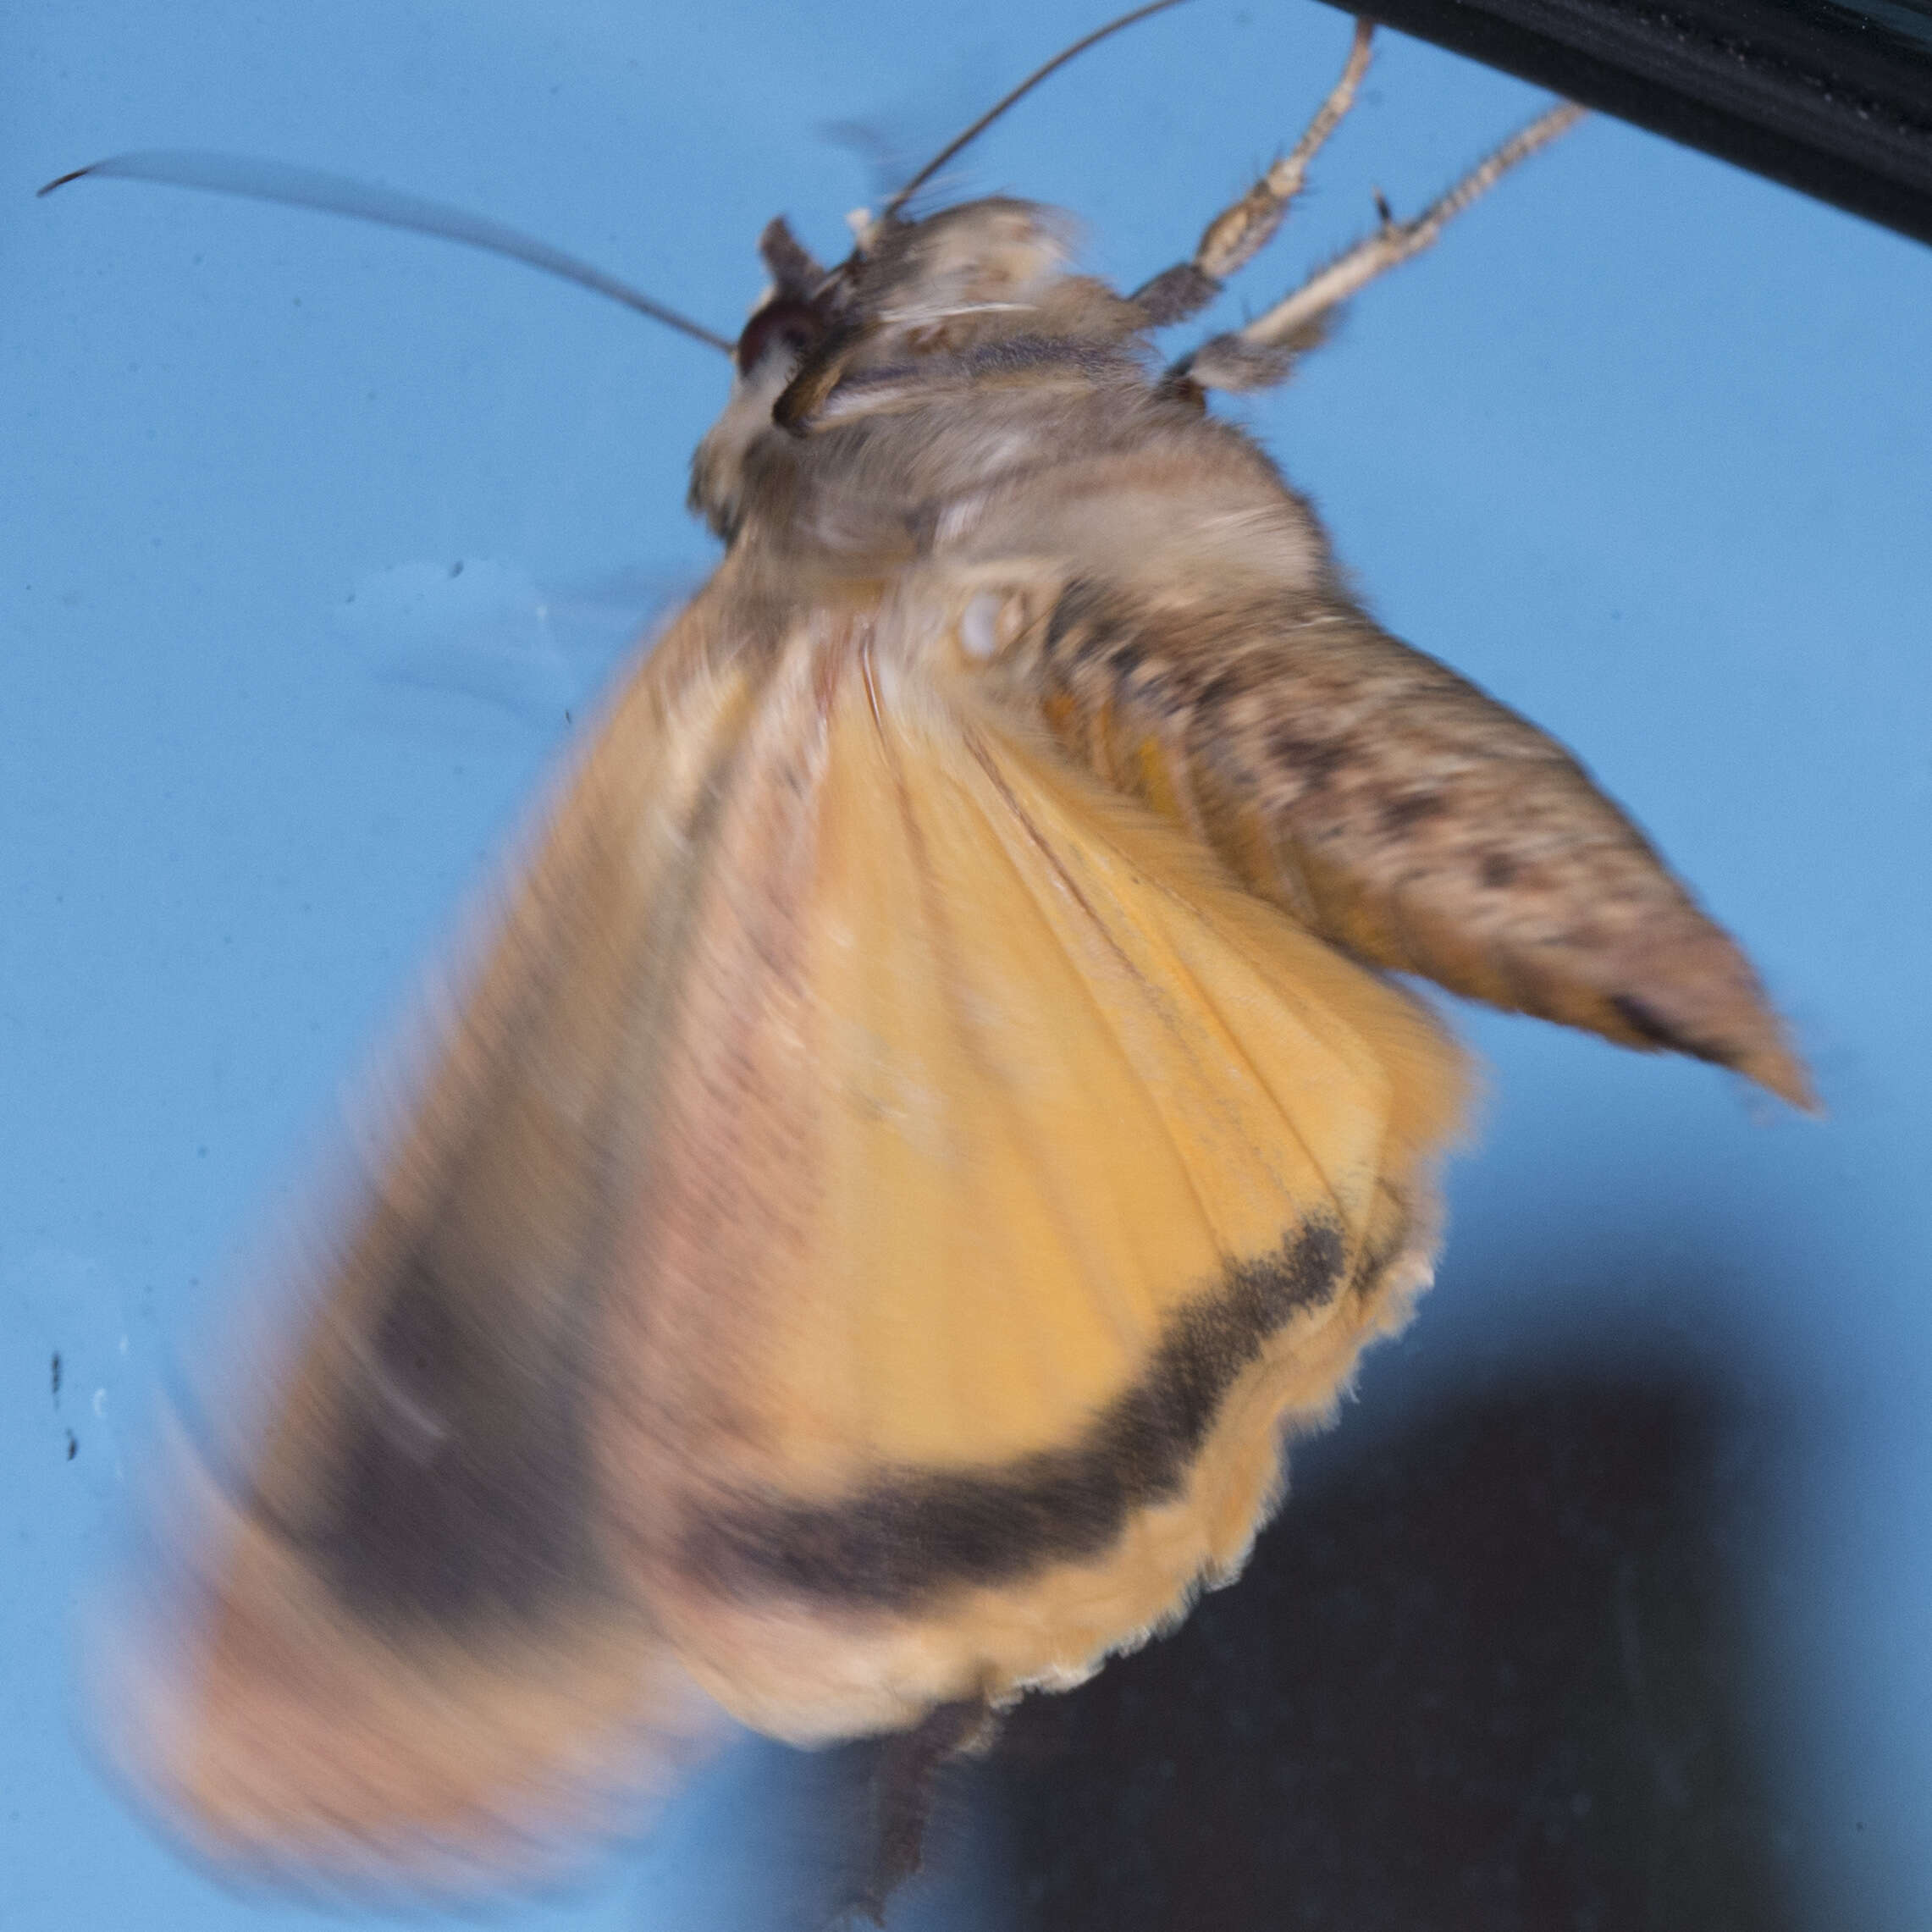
(5, 0), (1930, 1924)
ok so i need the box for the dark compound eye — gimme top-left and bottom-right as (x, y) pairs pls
(736, 296), (823, 377)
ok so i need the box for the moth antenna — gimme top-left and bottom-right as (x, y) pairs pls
(820, 118), (915, 207)
(37, 150), (736, 355)
(1176, 99), (1586, 391)
(1131, 16), (1373, 327)
(876, 0), (1192, 228)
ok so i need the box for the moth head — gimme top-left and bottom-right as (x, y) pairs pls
(686, 224), (836, 538)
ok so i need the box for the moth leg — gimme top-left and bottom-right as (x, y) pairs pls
(1178, 98), (1585, 392)
(852, 1701), (997, 1924)
(1131, 18), (1375, 328)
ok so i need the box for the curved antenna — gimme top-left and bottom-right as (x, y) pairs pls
(878, 0), (1192, 225)
(38, 151), (735, 356)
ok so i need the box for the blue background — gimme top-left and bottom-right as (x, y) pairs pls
(5, 0), (1930, 1924)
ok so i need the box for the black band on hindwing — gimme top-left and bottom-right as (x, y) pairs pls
(682, 1217), (1355, 1611)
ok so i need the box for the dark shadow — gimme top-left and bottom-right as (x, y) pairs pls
(991, 1364), (1808, 1932)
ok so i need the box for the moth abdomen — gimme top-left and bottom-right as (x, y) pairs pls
(1013, 565), (1809, 1105)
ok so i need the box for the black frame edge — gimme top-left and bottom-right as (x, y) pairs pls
(1327, 0), (1932, 244)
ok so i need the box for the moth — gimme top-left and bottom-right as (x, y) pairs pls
(58, 2), (1810, 1907)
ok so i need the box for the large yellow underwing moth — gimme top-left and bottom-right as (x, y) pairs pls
(48, 0), (1811, 1904)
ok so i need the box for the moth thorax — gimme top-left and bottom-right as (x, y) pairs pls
(872, 199), (1075, 331)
